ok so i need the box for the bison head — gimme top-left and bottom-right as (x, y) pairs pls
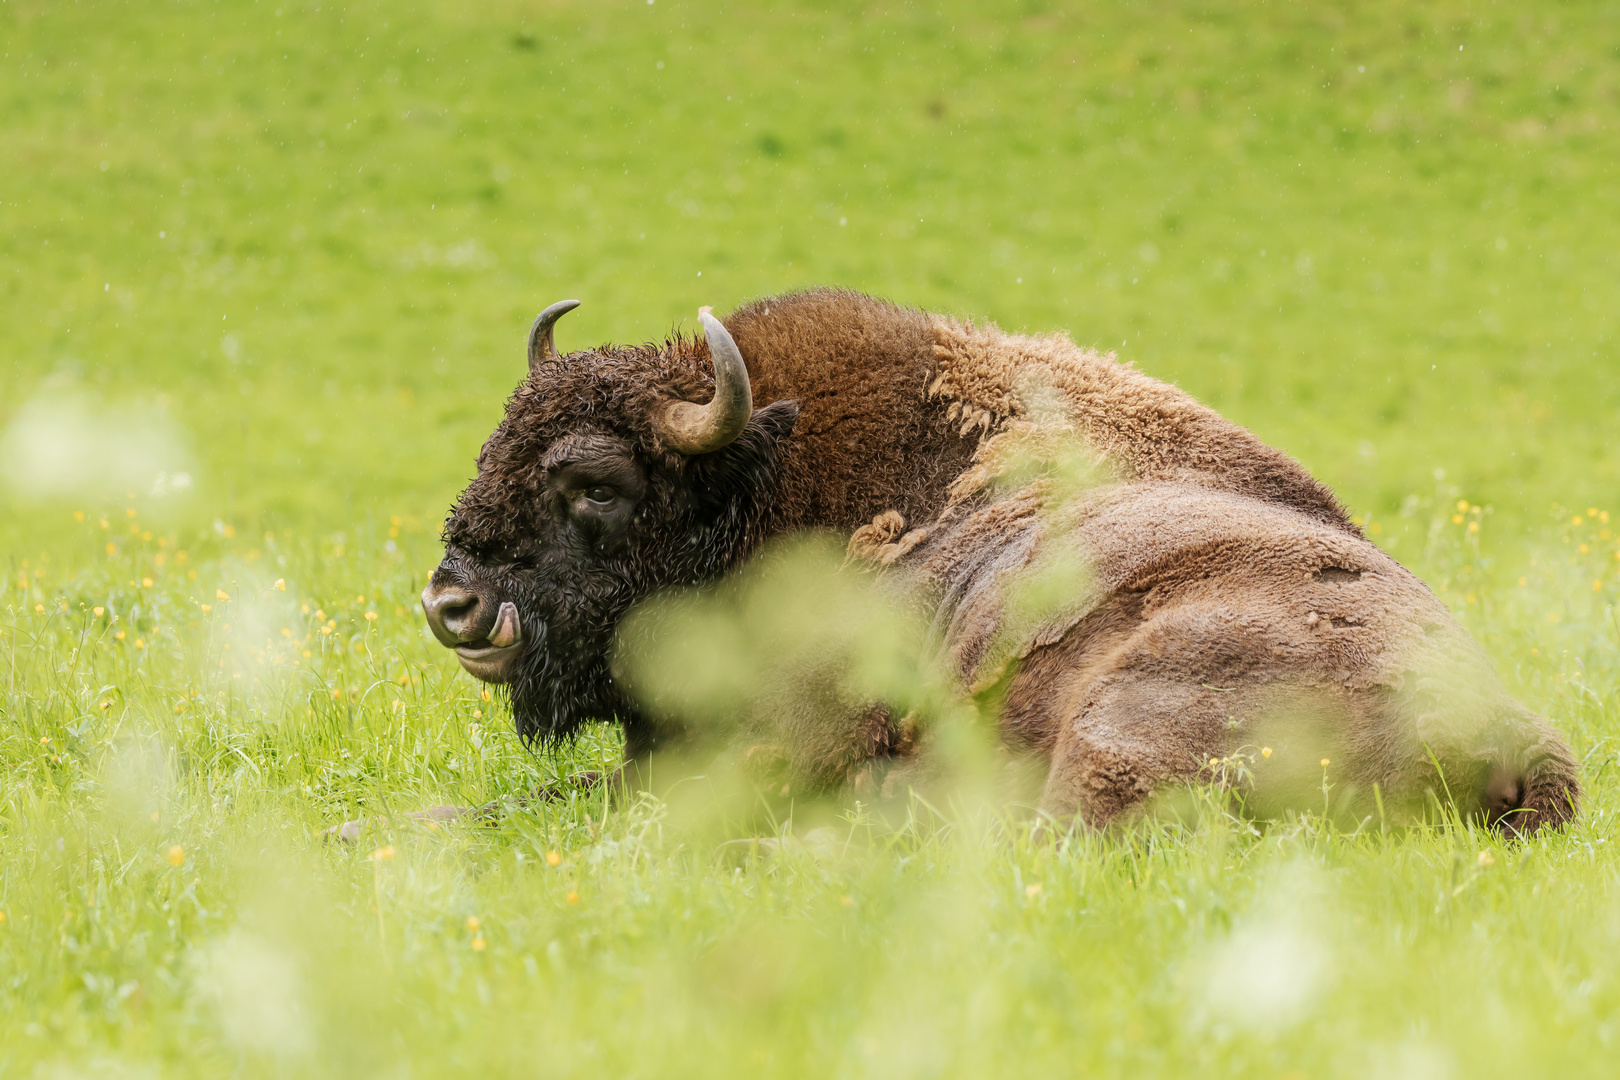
(421, 300), (800, 746)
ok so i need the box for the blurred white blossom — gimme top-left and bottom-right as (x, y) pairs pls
(194, 933), (311, 1058)
(1, 390), (191, 499)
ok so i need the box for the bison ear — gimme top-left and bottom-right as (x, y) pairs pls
(686, 399), (800, 514)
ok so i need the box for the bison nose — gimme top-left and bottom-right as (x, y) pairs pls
(422, 581), (493, 647)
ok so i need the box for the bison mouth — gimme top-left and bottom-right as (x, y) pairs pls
(422, 567), (632, 743)
(422, 582), (531, 684)
(454, 624), (527, 682)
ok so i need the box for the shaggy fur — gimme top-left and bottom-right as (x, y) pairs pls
(433, 287), (1579, 833)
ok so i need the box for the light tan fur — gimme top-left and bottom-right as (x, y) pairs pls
(922, 315), (1350, 529)
(732, 295), (1580, 833)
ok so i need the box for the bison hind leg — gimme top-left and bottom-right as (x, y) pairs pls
(1040, 676), (1385, 829)
(1038, 675), (1244, 828)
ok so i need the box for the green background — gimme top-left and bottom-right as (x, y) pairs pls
(3, 2), (1619, 1077)
(4, 0), (1616, 540)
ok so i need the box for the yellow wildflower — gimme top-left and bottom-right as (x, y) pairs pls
(546, 850), (561, 866)
(166, 846), (185, 867)
(1261, 747), (1273, 759)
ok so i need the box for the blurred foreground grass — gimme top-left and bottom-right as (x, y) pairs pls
(3, 1), (1620, 1076)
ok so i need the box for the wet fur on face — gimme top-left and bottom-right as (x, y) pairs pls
(439, 339), (799, 743)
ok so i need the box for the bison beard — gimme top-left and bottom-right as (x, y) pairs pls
(489, 401), (801, 747)
(503, 569), (636, 747)
(411, 288), (1580, 837)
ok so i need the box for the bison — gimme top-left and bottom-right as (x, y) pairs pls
(406, 287), (1577, 835)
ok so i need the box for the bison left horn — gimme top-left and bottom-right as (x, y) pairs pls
(653, 307), (754, 455)
(527, 298), (581, 373)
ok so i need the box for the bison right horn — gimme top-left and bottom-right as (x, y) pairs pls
(653, 307), (754, 455)
(527, 298), (581, 373)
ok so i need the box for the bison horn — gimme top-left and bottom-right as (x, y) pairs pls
(527, 298), (581, 373)
(653, 307), (754, 454)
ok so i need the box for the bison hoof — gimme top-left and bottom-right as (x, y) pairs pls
(322, 818), (368, 843)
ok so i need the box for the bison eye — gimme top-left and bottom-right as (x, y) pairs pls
(584, 486), (615, 505)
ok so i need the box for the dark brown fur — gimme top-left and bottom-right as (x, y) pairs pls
(432, 287), (1579, 835)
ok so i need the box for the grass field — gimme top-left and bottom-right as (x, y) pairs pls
(3, 1), (1619, 1075)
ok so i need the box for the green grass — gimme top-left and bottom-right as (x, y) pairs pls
(3, 0), (1619, 1075)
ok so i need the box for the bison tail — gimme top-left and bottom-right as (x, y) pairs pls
(1486, 735), (1581, 837)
